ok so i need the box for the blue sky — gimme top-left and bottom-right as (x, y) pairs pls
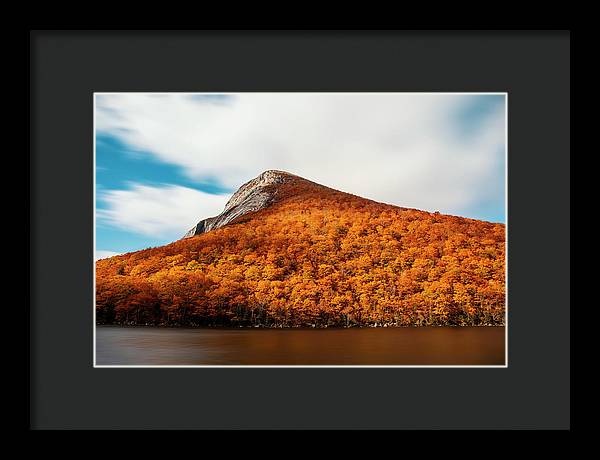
(95, 93), (506, 260)
(95, 133), (234, 257)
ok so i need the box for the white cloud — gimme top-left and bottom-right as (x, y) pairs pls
(95, 250), (122, 261)
(96, 93), (505, 218)
(97, 184), (230, 239)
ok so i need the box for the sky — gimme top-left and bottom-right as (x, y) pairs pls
(95, 93), (506, 260)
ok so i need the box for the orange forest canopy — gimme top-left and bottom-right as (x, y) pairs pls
(96, 172), (505, 327)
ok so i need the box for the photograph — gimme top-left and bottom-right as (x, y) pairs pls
(94, 92), (507, 367)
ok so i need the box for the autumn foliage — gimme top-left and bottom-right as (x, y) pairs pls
(96, 175), (505, 327)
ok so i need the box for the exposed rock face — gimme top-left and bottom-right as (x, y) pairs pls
(183, 170), (293, 238)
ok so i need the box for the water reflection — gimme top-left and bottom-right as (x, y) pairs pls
(96, 326), (505, 366)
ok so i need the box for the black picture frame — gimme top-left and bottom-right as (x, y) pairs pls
(30, 30), (570, 430)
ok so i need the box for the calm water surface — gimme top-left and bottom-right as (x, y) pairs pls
(96, 326), (505, 365)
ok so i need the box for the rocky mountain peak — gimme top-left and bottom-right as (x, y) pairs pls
(183, 170), (296, 238)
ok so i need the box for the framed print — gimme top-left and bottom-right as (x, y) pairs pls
(30, 30), (570, 430)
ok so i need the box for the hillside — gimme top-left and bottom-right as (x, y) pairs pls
(96, 170), (505, 327)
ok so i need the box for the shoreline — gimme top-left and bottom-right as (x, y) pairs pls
(96, 323), (505, 329)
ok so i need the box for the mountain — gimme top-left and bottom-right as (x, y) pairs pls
(96, 170), (505, 328)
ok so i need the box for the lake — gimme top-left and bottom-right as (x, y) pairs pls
(96, 325), (505, 366)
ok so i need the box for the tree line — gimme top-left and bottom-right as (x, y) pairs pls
(96, 185), (505, 327)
